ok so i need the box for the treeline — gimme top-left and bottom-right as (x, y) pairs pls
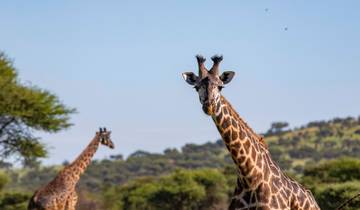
(102, 158), (360, 210)
(3, 159), (360, 209)
(1, 116), (360, 209)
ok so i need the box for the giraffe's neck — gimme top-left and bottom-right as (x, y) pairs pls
(63, 135), (101, 185)
(209, 97), (320, 209)
(211, 95), (269, 189)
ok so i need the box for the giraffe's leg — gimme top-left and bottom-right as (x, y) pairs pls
(64, 191), (78, 210)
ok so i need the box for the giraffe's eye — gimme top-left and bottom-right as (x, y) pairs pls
(194, 86), (200, 92)
(218, 86), (224, 91)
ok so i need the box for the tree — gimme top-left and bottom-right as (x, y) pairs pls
(265, 121), (289, 136)
(110, 154), (124, 161)
(147, 170), (206, 210)
(0, 173), (27, 210)
(192, 169), (228, 209)
(0, 52), (76, 165)
(102, 169), (229, 210)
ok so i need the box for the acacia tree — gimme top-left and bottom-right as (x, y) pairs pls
(0, 52), (76, 166)
(265, 121), (289, 136)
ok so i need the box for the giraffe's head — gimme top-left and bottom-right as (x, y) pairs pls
(98, 127), (115, 149)
(182, 55), (235, 115)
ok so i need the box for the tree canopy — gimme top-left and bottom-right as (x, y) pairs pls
(265, 121), (290, 136)
(103, 169), (229, 210)
(0, 52), (76, 165)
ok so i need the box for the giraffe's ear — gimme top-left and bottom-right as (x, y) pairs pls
(182, 72), (198, 85)
(220, 71), (235, 84)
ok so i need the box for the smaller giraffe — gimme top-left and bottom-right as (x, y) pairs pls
(28, 128), (114, 210)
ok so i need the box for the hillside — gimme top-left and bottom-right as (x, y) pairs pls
(81, 116), (360, 191)
(266, 116), (360, 172)
(2, 116), (360, 210)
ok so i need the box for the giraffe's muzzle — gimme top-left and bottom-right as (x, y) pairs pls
(202, 103), (214, 115)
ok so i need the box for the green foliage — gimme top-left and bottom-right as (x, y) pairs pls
(103, 177), (154, 210)
(302, 158), (360, 210)
(303, 157), (360, 184)
(0, 172), (9, 191)
(103, 169), (228, 210)
(6, 166), (59, 192)
(6, 116), (359, 197)
(0, 192), (30, 210)
(266, 116), (360, 173)
(148, 170), (206, 210)
(314, 182), (360, 210)
(2, 116), (360, 209)
(191, 169), (228, 209)
(0, 52), (76, 164)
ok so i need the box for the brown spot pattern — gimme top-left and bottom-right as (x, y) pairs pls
(209, 96), (319, 209)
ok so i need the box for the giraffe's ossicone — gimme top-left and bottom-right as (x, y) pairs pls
(28, 128), (114, 210)
(182, 55), (320, 210)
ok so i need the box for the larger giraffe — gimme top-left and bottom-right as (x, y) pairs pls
(28, 128), (114, 210)
(182, 55), (320, 210)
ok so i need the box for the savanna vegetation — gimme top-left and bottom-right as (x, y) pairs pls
(1, 52), (360, 209)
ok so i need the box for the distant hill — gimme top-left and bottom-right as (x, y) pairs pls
(2, 116), (360, 210)
(5, 116), (360, 193)
(267, 116), (360, 171)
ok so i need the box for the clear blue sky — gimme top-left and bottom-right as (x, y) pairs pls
(1, 1), (359, 165)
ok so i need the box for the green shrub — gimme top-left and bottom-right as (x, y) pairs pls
(314, 181), (360, 210)
(0, 192), (30, 210)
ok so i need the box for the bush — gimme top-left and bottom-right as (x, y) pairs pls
(103, 168), (228, 210)
(0, 192), (31, 210)
(314, 181), (360, 210)
(303, 157), (360, 184)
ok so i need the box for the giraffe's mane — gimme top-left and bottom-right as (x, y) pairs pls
(220, 96), (268, 148)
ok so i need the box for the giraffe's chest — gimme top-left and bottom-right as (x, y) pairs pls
(36, 195), (68, 210)
(35, 186), (75, 209)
